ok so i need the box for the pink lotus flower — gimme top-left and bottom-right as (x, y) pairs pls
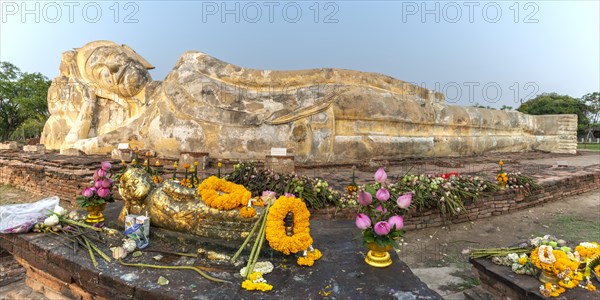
(357, 191), (372, 206)
(100, 178), (112, 188)
(92, 172), (99, 181)
(284, 193), (295, 198)
(262, 191), (276, 198)
(375, 205), (388, 214)
(100, 161), (112, 171)
(388, 215), (404, 230)
(97, 187), (110, 198)
(376, 188), (390, 202)
(97, 168), (107, 178)
(374, 167), (387, 183)
(397, 193), (413, 209)
(355, 213), (372, 230)
(374, 221), (391, 236)
(82, 187), (95, 198)
(94, 180), (102, 189)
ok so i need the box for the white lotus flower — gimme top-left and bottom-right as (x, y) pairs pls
(53, 205), (66, 216)
(43, 215), (60, 226)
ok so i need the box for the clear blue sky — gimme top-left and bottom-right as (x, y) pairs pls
(1, 0), (598, 108)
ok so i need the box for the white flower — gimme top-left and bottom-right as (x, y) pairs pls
(122, 239), (137, 253)
(507, 253), (519, 262)
(239, 261), (274, 276)
(53, 205), (66, 216)
(43, 215), (60, 226)
(579, 242), (598, 248)
(111, 247), (128, 260)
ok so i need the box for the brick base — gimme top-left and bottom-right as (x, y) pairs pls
(16, 257), (105, 300)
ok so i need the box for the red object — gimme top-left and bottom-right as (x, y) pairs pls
(441, 172), (459, 179)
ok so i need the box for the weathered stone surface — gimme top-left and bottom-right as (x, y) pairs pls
(0, 142), (18, 150)
(22, 145), (45, 154)
(41, 41), (577, 164)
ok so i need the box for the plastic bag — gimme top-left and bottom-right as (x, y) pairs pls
(0, 196), (60, 233)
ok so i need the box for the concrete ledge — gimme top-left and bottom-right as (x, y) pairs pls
(471, 258), (600, 299)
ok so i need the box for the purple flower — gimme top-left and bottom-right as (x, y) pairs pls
(355, 213), (372, 230)
(100, 161), (112, 171)
(284, 193), (295, 198)
(97, 168), (107, 178)
(376, 188), (390, 202)
(374, 167), (387, 183)
(374, 221), (391, 236)
(100, 178), (112, 188)
(357, 191), (373, 206)
(388, 215), (404, 230)
(97, 187), (110, 198)
(375, 205), (388, 214)
(82, 187), (95, 198)
(397, 193), (413, 209)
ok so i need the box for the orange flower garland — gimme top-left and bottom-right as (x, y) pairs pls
(297, 248), (322, 266)
(197, 176), (252, 210)
(531, 246), (583, 290)
(240, 207), (257, 218)
(265, 196), (313, 255)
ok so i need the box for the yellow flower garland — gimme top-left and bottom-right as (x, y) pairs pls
(265, 196), (313, 255)
(297, 248), (322, 266)
(240, 207), (257, 218)
(197, 176), (252, 210)
(241, 272), (273, 292)
(531, 247), (582, 289)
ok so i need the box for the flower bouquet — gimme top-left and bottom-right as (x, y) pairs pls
(355, 167), (412, 267)
(76, 161), (115, 223)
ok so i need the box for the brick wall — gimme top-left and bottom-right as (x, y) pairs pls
(0, 151), (121, 207)
(312, 173), (600, 230)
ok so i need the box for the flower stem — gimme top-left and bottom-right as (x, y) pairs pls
(83, 237), (98, 268)
(231, 212), (263, 263)
(244, 204), (270, 278)
(117, 260), (231, 283)
(86, 239), (111, 263)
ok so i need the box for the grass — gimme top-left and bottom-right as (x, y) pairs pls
(577, 143), (600, 150)
(438, 270), (481, 292)
(534, 215), (600, 242)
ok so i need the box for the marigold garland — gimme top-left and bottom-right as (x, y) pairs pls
(241, 272), (273, 292)
(265, 196), (313, 255)
(197, 176), (252, 210)
(297, 248), (322, 267)
(252, 197), (265, 207)
(531, 246), (583, 290)
(240, 207), (257, 218)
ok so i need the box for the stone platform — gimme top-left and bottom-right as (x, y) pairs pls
(0, 203), (442, 300)
(471, 258), (600, 299)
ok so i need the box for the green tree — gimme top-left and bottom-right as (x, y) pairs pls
(500, 105), (513, 111)
(517, 93), (589, 135)
(0, 62), (51, 141)
(581, 92), (600, 140)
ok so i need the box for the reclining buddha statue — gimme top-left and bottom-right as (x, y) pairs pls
(41, 40), (577, 163)
(117, 167), (260, 242)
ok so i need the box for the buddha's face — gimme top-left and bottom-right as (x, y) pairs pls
(118, 168), (152, 202)
(85, 46), (151, 98)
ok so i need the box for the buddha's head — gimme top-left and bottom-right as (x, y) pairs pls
(76, 41), (154, 98)
(118, 167), (153, 203)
